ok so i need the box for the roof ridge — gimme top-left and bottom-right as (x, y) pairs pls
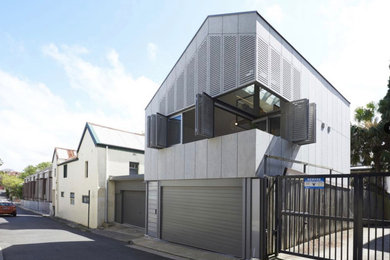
(87, 122), (144, 136)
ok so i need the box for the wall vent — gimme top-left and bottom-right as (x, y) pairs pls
(209, 35), (221, 97)
(283, 59), (292, 100)
(198, 39), (208, 94)
(186, 56), (196, 106)
(223, 35), (237, 91)
(239, 35), (256, 85)
(257, 37), (268, 86)
(270, 48), (281, 94)
(167, 85), (175, 114)
(176, 71), (184, 110)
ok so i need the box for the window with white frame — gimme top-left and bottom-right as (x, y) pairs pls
(70, 192), (75, 205)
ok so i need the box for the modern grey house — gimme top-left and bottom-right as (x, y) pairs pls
(144, 11), (350, 259)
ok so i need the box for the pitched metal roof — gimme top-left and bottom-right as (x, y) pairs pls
(79, 122), (145, 153)
(52, 147), (77, 163)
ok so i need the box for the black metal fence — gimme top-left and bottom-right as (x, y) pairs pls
(261, 172), (390, 260)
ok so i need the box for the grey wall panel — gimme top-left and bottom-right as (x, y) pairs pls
(221, 133), (238, 178)
(293, 67), (301, 100)
(195, 139), (208, 178)
(207, 138), (222, 178)
(161, 185), (243, 257)
(147, 181), (158, 237)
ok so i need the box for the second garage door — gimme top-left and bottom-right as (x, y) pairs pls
(161, 185), (242, 257)
(122, 190), (145, 227)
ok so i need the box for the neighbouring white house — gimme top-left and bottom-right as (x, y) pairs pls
(144, 11), (350, 259)
(53, 122), (145, 228)
(22, 166), (52, 214)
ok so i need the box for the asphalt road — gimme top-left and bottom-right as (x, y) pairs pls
(0, 194), (167, 260)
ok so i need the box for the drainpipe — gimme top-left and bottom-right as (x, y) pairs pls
(105, 145), (108, 223)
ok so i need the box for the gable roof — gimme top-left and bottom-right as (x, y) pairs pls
(146, 11), (349, 110)
(51, 147), (77, 163)
(77, 122), (145, 153)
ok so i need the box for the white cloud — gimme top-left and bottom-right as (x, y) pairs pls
(147, 42), (158, 61)
(0, 45), (158, 171)
(43, 43), (158, 132)
(318, 0), (390, 117)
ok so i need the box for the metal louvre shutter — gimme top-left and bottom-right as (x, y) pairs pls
(161, 186), (242, 257)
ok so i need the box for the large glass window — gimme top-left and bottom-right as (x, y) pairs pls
(216, 84), (283, 137)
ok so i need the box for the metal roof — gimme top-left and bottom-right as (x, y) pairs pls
(85, 122), (144, 152)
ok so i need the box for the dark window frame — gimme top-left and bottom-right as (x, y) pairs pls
(63, 165), (67, 178)
(85, 161), (88, 178)
(129, 162), (139, 175)
(70, 192), (75, 205)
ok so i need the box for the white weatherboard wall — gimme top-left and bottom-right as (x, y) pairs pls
(57, 131), (99, 227)
(145, 12), (350, 179)
(56, 130), (145, 228)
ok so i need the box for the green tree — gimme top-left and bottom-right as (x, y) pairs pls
(351, 67), (390, 172)
(19, 165), (37, 179)
(0, 173), (23, 199)
(36, 162), (51, 171)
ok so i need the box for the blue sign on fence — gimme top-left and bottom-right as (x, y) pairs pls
(304, 178), (325, 189)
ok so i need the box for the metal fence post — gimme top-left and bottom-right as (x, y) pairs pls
(353, 175), (363, 260)
(275, 176), (282, 256)
(259, 178), (268, 260)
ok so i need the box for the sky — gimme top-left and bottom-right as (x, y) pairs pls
(0, 0), (389, 171)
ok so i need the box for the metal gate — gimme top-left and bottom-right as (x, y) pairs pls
(261, 173), (390, 260)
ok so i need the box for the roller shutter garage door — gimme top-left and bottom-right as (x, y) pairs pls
(122, 191), (145, 227)
(161, 186), (242, 257)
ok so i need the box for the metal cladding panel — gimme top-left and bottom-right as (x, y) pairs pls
(270, 48), (281, 94)
(159, 96), (166, 116)
(197, 39), (208, 94)
(209, 35), (222, 97)
(195, 93), (214, 138)
(290, 99), (309, 143)
(223, 35), (237, 91)
(176, 71), (184, 110)
(167, 84), (175, 114)
(283, 59), (292, 100)
(186, 56), (196, 107)
(257, 36), (268, 86)
(293, 67), (301, 100)
(239, 34), (256, 85)
(161, 186), (243, 257)
(122, 191), (145, 228)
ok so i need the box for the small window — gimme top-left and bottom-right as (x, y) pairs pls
(82, 195), (90, 204)
(85, 161), (88, 178)
(61, 192), (64, 197)
(129, 162), (139, 175)
(63, 165), (67, 178)
(70, 192), (75, 205)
